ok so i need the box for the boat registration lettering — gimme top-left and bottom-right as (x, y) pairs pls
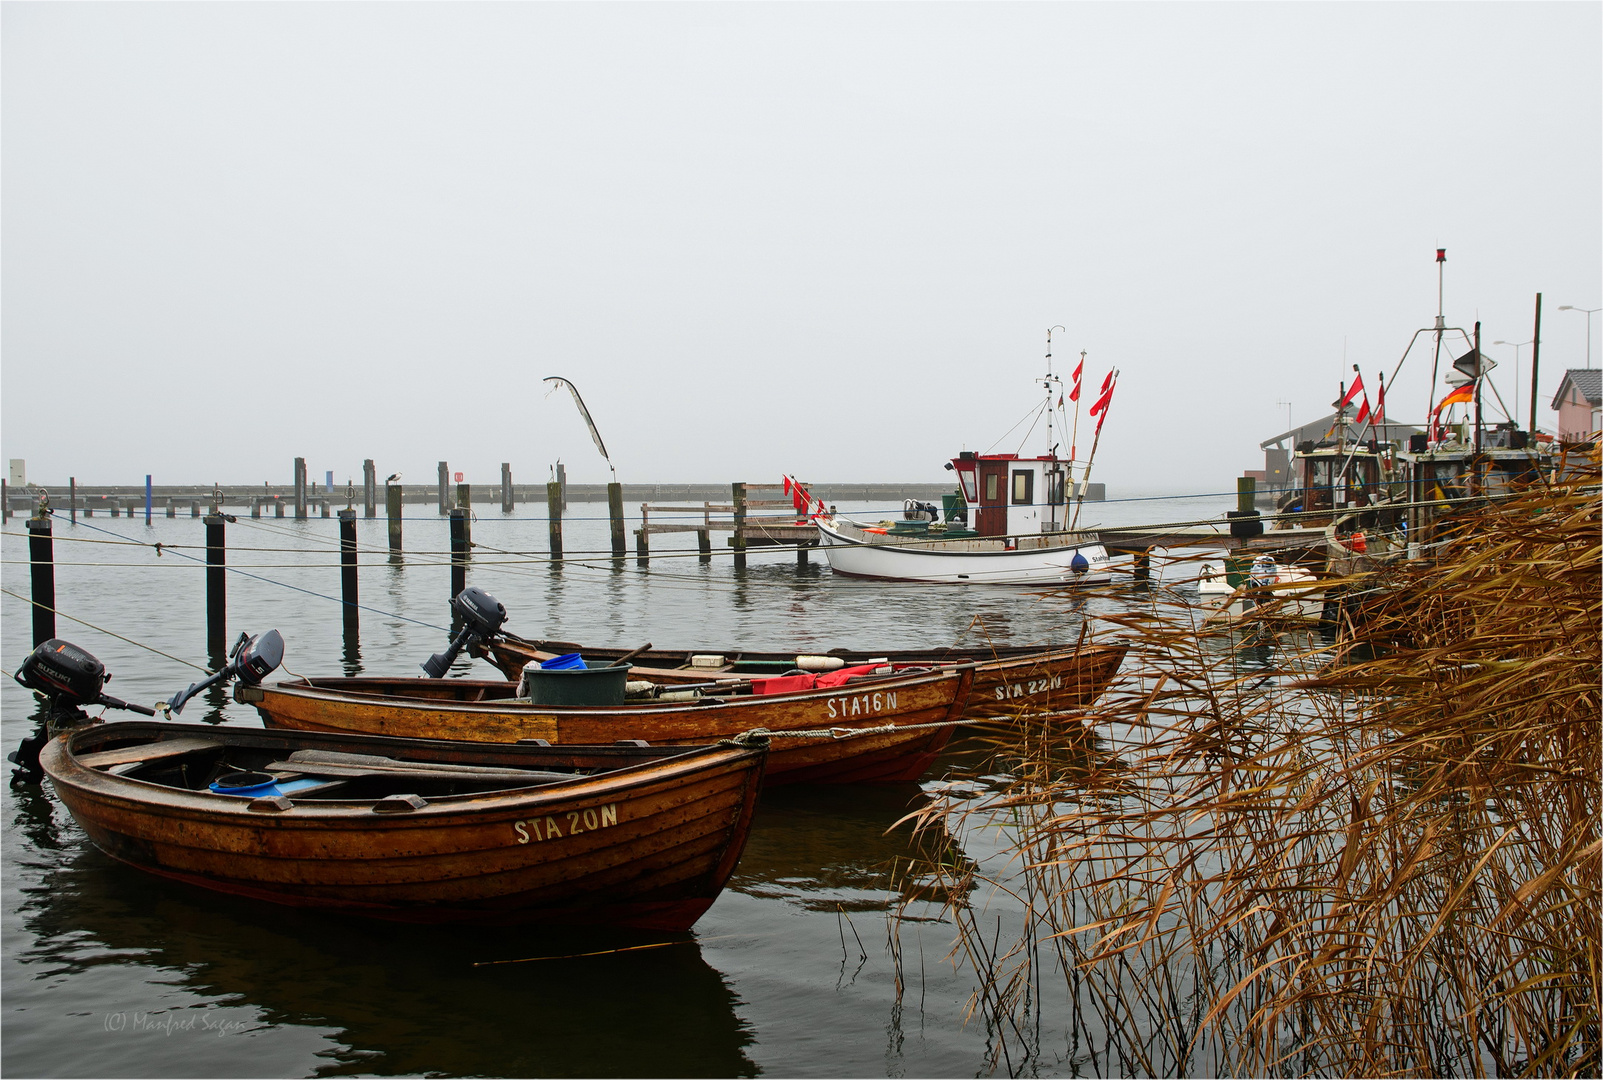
(825, 690), (896, 719)
(994, 675), (1063, 701)
(514, 803), (617, 844)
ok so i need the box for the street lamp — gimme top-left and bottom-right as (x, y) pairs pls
(1558, 305), (1601, 369)
(1493, 338), (1532, 423)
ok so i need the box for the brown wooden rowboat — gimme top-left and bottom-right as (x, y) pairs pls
(42, 720), (766, 930)
(474, 636), (1126, 720)
(241, 664), (977, 785)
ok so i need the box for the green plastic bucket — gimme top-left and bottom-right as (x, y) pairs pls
(522, 663), (632, 706)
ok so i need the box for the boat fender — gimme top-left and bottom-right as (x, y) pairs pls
(624, 680), (658, 697)
(1070, 551), (1090, 574)
(654, 689), (705, 703)
(796, 655), (845, 672)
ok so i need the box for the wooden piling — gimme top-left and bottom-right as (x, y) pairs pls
(731, 482), (748, 569)
(69, 478), (76, 523)
(166, 501), (176, 518)
(797, 542), (809, 570)
(1133, 550), (1151, 584)
(636, 521), (649, 567)
(547, 481), (563, 559)
(145, 475), (153, 523)
(191, 501), (200, 518)
(386, 483), (403, 554)
(698, 527), (712, 562)
(363, 459), (377, 518)
(1237, 476), (1256, 514)
(456, 483), (472, 547)
(205, 513), (226, 656)
(608, 482), (626, 558)
(2, 478), (7, 521)
(449, 507), (468, 598)
(28, 510), (55, 647)
(294, 457), (308, 519)
(501, 463), (513, 514)
(339, 508), (359, 627)
(438, 462), (449, 515)
(275, 500), (285, 518)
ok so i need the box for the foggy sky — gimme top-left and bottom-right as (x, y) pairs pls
(3, 2), (1599, 495)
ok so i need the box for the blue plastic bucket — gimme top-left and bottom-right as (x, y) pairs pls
(208, 770), (281, 797)
(541, 653), (588, 671)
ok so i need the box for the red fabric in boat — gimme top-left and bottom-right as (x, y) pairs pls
(813, 665), (884, 688)
(751, 674), (818, 695)
(750, 664), (886, 696)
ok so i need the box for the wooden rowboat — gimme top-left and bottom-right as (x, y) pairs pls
(474, 636), (1126, 721)
(241, 664), (978, 785)
(42, 720), (766, 930)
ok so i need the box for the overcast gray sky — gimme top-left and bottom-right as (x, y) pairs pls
(3, 2), (1599, 494)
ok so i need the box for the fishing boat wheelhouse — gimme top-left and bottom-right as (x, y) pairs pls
(947, 451), (1073, 536)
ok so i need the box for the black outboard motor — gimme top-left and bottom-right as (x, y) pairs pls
(165, 629), (285, 715)
(9, 639), (157, 785)
(422, 587), (507, 678)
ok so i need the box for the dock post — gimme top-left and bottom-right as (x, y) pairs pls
(797, 542), (809, 570)
(557, 463), (567, 509)
(608, 482), (626, 558)
(363, 459), (377, 519)
(28, 508), (55, 647)
(438, 462), (449, 515)
(338, 508), (359, 629)
(1228, 476), (1263, 538)
(449, 507), (469, 598)
(1133, 549), (1151, 584)
(275, 500), (285, 518)
(192, 501), (200, 517)
(731, 482), (747, 570)
(455, 483), (472, 548)
(321, 498), (331, 519)
(501, 463), (513, 514)
(145, 475), (152, 524)
(166, 500), (176, 518)
(293, 457), (307, 519)
(635, 526), (649, 567)
(546, 481), (563, 559)
(251, 499), (261, 518)
(69, 478), (76, 524)
(205, 513), (226, 657)
(2, 479), (7, 521)
(386, 483), (403, 555)
(697, 528), (711, 563)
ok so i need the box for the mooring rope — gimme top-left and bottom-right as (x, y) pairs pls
(0, 587), (210, 672)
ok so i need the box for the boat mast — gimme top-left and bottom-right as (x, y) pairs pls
(1427, 248), (1446, 442)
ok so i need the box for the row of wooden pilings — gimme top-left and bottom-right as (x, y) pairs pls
(14, 478), (740, 655)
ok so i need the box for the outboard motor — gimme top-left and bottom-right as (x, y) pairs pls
(165, 629), (285, 715)
(8, 639), (157, 785)
(422, 587), (508, 678)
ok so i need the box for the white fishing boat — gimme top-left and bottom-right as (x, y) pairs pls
(1198, 555), (1324, 623)
(816, 332), (1116, 586)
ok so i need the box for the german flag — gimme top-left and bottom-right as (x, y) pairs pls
(1434, 382), (1475, 414)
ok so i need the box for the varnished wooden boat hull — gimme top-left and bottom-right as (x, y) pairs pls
(42, 722), (766, 930)
(246, 666), (977, 786)
(478, 638), (1126, 721)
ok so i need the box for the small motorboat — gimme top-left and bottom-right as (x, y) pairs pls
(473, 634), (1127, 722)
(45, 721), (765, 929)
(26, 637), (768, 930)
(239, 589), (976, 787)
(1198, 555), (1324, 624)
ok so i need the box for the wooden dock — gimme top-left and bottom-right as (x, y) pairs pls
(636, 483), (819, 567)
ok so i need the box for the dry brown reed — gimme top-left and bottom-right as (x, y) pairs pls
(906, 456), (1600, 1077)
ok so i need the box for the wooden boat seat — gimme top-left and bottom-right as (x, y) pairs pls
(77, 737), (223, 770)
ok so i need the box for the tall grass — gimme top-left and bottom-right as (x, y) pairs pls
(906, 456), (1600, 1077)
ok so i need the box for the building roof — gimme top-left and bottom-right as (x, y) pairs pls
(1260, 412), (1423, 450)
(1550, 368), (1602, 409)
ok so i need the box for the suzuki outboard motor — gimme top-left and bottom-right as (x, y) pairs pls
(9, 639), (157, 785)
(165, 629), (285, 715)
(422, 587), (508, 678)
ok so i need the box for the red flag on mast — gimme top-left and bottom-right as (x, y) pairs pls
(1068, 355), (1084, 402)
(1335, 373), (1365, 410)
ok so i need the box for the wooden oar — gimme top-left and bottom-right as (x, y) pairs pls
(267, 750), (578, 785)
(606, 643), (654, 668)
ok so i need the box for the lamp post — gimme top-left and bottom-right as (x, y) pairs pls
(1558, 305), (1600, 369)
(1493, 339), (1532, 423)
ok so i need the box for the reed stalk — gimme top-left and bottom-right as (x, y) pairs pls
(906, 455), (1601, 1077)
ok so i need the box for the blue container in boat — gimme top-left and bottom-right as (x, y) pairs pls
(540, 653), (588, 671)
(208, 770), (280, 797)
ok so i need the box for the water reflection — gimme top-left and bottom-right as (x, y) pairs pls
(8, 800), (758, 1078)
(731, 785), (977, 914)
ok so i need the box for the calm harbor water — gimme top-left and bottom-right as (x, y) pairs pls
(3, 493), (1234, 1077)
